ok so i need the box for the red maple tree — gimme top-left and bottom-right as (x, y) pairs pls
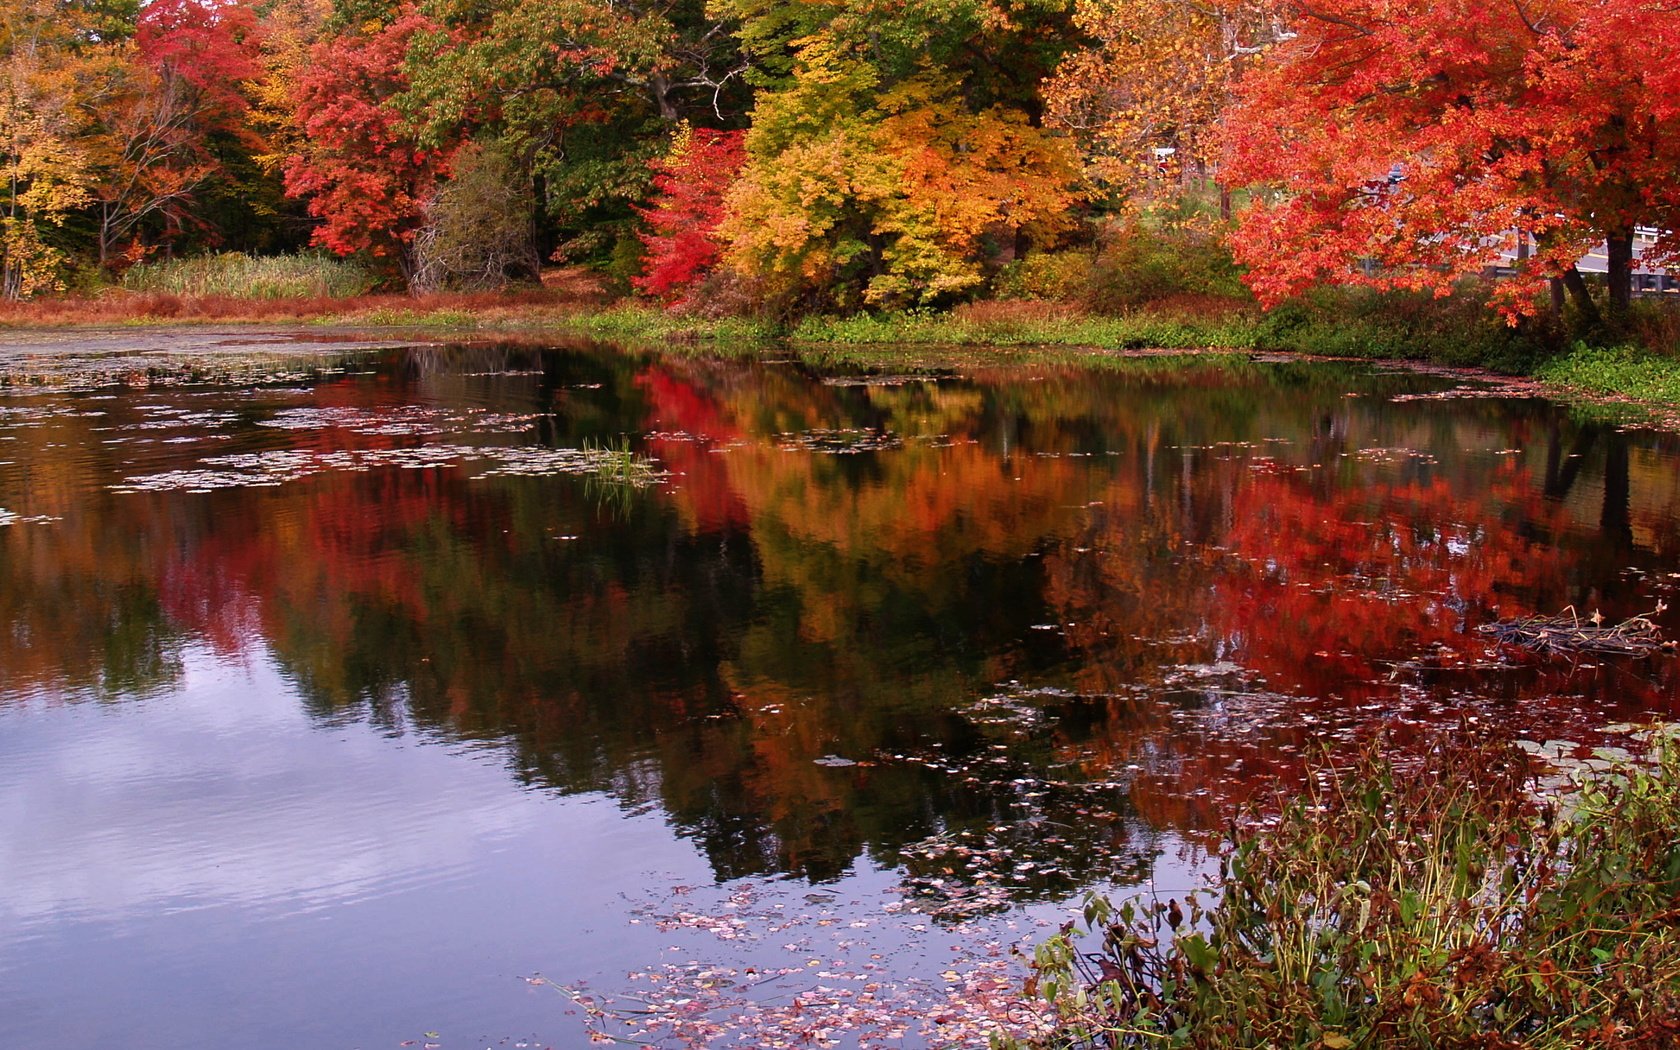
(91, 0), (264, 266)
(1221, 0), (1680, 323)
(633, 127), (746, 305)
(283, 10), (454, 279)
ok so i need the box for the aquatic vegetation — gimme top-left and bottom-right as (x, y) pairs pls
(0, 508), (59, 526)
(531, 878), (1057, 1048)
(1480, 605), (1672, 657)
(109, 441), (671, 493)
(577, 435), (666, 488)
(1009, 736), (1680, 1050)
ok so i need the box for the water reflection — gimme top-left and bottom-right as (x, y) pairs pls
(3, 343), (1680, 903)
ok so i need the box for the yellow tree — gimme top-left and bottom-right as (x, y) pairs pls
(0, 0), (99, 298)
(1043, 0), (1282, 213)
(717, 0), (1084, 310)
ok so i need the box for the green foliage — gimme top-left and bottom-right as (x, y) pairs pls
(571, 302), (783, 344)
(993, 252), (1096, 303)
(1535, 344), (1680, 405)
(787, 307), (1256, 349)
(1253, 284), (1545, 373)
(996, 225), (1249, 311)
(580, 434), (663, 487)
(321, 305), (478, 327)
(1008, 735), (1680, 1050)
(119, 251), (379, 298)
(1084, 223), (1247, 311)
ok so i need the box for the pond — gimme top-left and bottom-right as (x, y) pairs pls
(2, 333), (1678, 1049)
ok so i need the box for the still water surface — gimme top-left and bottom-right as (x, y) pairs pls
(2, 337), (1679, 1048)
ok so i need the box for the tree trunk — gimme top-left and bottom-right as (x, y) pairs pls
(650, 73), (679, 122)
(1601, 432), (1632, 548)
(1560, 264), (1601, 328)
(1605, 226), (1634, 323)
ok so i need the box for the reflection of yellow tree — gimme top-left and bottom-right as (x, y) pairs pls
(0, 407), (187, 697)
(9, 353), (1680, 885)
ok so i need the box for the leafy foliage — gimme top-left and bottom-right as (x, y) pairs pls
(0, 0), (100, 297)
(1044, 0), (1279, 209)
(282, 10), (451, 277)
(1012, 735), (1680, 1049)
(1222, 0), (1680, 322)
(721, 33), (1083, 309)
(632, 125), (745, 304)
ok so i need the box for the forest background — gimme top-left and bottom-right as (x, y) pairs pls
(5, 0), (1680, 366)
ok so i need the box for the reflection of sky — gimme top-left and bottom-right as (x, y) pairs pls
(0, 648), (531, 923)
(0, 645), (716, 1050)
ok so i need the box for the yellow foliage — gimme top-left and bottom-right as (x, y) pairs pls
(0, 0), (99, 297)
(722, 44), (1083, 309)
(1044, 0), (1278, 208)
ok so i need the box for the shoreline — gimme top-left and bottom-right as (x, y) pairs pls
(2, 298), (1678, 427)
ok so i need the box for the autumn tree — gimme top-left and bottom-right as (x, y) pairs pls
(633, 124), (744, 304)
(399, 0), (747, 266)
(283, 10), (451, 281)
(409, 140), (540, 292)
(1043, 0), (1281, 212)
(0, 0), (103, 297)
(87, 0), (265, 267)
(1222, 0), (1680, 325)
(715, 0), (1085, 310)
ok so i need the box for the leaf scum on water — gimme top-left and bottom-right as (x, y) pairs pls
(533, 878), (1062, 1049)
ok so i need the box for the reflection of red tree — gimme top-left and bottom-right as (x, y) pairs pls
(636, 366), (749, 533)
(1033, 446), (1680, 838)
(14, 361), (1680, 876)
(1215, 460), (1567, 700)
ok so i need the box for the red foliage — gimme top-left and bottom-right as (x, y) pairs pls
(1221, 0), (1680, 315)
(136, 0), (262, 116)
(633, 128), (746, 304)
(283, 12), (454, 275)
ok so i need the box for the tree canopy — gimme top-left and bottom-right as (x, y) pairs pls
(0, 0), (1674, 318)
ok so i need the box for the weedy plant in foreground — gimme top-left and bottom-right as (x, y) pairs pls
(1006, 736), (1680, 1050)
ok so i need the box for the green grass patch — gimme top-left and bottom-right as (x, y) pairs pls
(121, 251), (379, 299)
(571, 303), (783, 345)
(788, 309), (1258, 351)
(1535, 344), (1680, 404)
(324, 306), (482, 328)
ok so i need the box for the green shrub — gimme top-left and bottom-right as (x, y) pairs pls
(993, 225), (1247, 313)
(1008, 735), (1680, 1050)
(1536, 343), (1680, 404)
(995, 252), (1098, 302)
(1085, 223), (1249, 312)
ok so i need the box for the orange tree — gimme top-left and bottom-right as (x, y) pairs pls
(715, 0), (1085, 311)
(1222, 0), (1680, 325)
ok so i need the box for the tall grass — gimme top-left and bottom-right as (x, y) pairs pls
(120, 252), (379, 300)
(1008, 735), (1680, 1050)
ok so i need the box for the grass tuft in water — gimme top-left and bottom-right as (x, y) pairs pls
(1005, 733), (1680, 1050)
(581, 435), (662, 487)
